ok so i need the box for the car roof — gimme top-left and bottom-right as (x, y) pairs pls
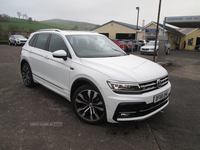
(35, 29), (100, 36)
(13, 35), (23, 36)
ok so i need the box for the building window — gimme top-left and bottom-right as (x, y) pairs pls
(173, 35), (178, 44)
(188, 38), (193, 46)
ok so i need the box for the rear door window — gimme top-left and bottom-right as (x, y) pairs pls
(35, 34), (49, 50)
(29, 34), (37, 46)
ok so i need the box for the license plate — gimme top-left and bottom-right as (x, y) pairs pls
(154, 90), (168, 103)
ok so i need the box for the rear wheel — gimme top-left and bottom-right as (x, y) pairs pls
(72, 84), (106, 124)
(21, 63), (35, 87)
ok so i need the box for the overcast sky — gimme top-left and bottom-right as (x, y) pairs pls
(1, 0), (200, 26)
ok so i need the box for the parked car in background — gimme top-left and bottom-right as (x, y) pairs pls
(9, 35), (27, 46)
(140, 41), (171, 55)
(111, 39), (127, 51)
(138, 39), (148, 45)
(122, 40), (133, 52)
(20, 29), (171, 124)
(195, 44), (200, 50)
(131, 40), (144, 51)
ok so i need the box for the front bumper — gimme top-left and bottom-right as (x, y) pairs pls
(16, 40), (27, 45)
(104, 82), (171, 123)
(140, 49), (154, 54)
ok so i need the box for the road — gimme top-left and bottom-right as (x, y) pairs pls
(0, 45), (200, 150)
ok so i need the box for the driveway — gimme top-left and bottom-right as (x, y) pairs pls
(0, 45), (200, 150)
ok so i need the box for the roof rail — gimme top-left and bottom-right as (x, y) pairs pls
(36, 29), (61, 32)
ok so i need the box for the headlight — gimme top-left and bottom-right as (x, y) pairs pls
(107, 81), (141, 94)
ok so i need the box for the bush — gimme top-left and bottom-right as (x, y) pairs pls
(0, 40), (8, 44)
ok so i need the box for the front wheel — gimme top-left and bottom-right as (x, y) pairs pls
(14, 42), (17, 46)
(21, 63), (35, 87)
(72, 85), (106, 124)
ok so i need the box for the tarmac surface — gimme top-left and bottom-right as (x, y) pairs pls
(0, 45), (200, 150)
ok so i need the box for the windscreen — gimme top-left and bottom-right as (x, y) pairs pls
(147, 41), (159, 46)
(66, 35), (126, 58)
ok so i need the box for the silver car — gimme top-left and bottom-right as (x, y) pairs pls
(140, 41), (171, 55)
(9, 35), (27, 46)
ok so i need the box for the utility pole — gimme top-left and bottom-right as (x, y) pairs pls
(136, 7), (139, 40)
(136, 7), (139, 51)
(153, 0), (162, 62)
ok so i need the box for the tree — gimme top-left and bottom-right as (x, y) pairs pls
(17, 12), (22, 19)
(28, 17), (32, 23)
(23, 13), (28, 19)
(71, 25), (78, 30)
(0, 25), (2, 39)
(2, 14), (10, 21)
(0, 25), (8, 40)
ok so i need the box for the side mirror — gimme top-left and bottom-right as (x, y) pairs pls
(52, 50), (67, 61)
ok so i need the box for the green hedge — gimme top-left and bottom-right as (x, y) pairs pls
(0, 40), (8, 44)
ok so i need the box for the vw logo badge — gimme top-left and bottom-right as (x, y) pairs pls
(157, 79), (162, 88)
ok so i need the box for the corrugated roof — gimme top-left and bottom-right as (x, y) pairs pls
(177, 28), (198, 35)
(91, 20), (141, 31)
(156, 22), (185, 36)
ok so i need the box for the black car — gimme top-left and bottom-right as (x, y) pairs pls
(195, 44), (200, 50)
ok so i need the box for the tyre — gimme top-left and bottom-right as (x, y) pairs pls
(72, 84), (106, 124)
(9, 41), (11, 45)
(15, 42), (17, 46)
(21, 63), (35, 87)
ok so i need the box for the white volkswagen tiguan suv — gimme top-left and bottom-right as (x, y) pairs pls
(20, 29), (171, 124)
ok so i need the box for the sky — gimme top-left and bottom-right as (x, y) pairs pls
(0, 0), (200, 27)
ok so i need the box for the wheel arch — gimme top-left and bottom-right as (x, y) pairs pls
(20, 59), (29, 71)
(70, 78), (101, 101)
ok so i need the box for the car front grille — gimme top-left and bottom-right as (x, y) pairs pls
(141, 48), (149, 50)
(20, 40), (27, 42)
(139, 76), (168, 93)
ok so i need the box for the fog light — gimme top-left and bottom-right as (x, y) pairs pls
(120, 113), (130, 117)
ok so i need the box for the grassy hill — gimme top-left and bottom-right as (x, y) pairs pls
(41, 19), (98, 30)
(0, 17), (95, 41)
(0, 18), (85, 31)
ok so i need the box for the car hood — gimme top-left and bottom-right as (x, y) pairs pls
(16, 37), (27, 40)
(142, 45), (158, 49)
(80, 55), (167, 83)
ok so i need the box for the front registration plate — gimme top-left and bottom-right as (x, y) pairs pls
(154, 90), (168, 103)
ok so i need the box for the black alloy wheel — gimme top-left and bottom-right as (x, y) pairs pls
(72, 85), (106, 124)
(21, 63), (35, 87)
